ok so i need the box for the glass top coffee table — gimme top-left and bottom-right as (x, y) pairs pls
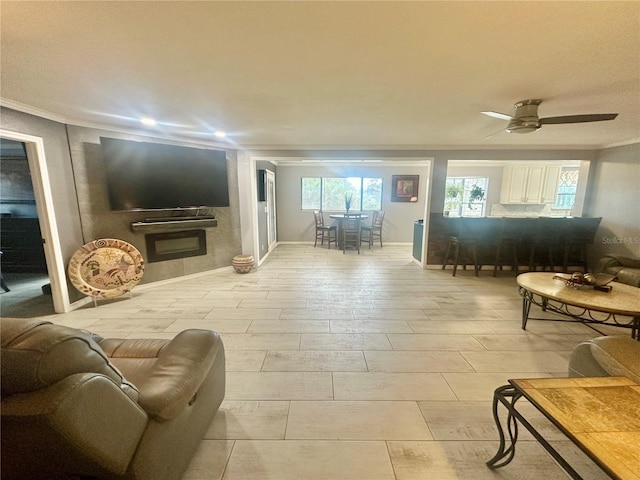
(517, 272), (640, 339)
(487, 376), (640, 480)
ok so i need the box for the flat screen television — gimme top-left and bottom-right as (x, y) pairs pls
(101, 137), (229, 211)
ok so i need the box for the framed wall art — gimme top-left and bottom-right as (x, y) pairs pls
(391, 175), (419, 202)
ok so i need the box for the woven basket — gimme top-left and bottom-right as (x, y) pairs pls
(232, 254), (255, 274)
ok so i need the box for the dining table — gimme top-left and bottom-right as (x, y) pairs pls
(329, 213), (368, 249)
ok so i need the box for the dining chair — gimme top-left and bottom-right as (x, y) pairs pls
(361, 210), (385, 248)
(313, 210), (337, 249)
(342, 213), (362, 254)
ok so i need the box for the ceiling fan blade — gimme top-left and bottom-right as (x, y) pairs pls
(481, 111), (513, 121)
(540, 113), (618, 125)
(484, 127), (505, 139)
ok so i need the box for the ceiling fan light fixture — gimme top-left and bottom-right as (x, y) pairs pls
(506, 122), (540, 134)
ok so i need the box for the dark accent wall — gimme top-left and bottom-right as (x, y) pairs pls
(65, 125), (242, 284)
(0, 107), (242, 309)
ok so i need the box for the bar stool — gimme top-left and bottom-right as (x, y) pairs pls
(342, 213), (362, 254)
(442, 217), (491, 276)
(361, 210), (385, 248)
(313, 210), (337, 249)
(527, 217), (566, 272)
(491, 218), (526, 276)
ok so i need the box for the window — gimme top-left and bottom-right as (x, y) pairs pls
(444, 177), (488, 217)
(301, 177), (382, 211)
(553, 167), (579, 210)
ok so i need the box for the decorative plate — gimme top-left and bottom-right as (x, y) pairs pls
(68, 239), (145, 299)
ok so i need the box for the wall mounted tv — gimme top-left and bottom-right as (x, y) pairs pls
(101, 137), (230, 211)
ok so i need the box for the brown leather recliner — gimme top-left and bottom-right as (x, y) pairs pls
(1, 317), (225, 480)
(595, 254), (640, 287)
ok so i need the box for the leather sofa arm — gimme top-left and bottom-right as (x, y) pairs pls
(596, 254), (640, 287)
(1, 373), (147, 476)
(101, 330), (224, 421)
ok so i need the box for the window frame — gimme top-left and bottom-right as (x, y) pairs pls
(301, 176), (383, 211)
(444, 176), (489, 217)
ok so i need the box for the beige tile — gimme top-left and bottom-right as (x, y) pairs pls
(286, 401), (432, 440)
(300, 333), (392, 350)
(205, 401), (289, 440)
(225, 350), (267, 371)
(486, 319), (595, 335)
(181, 440), (234, 480)
(330, 319), (413, 333)
(164, 318), (251, 333)
(226, 372), (333, 400)
(222, 440), (395, 480)
(130, 307), (212, 319)
(418, 401), (498, 440)
(204, 308), (282, 320)
(280, 308), (355, 320)
(407, 320), (497, 334)
(306, 298), (375, 308)
(364, 351), (474, 373)
(460, 350), (569, 372)
(163, 298), (243, 308)
(238, 299), (307, 309)
(248, 320), (330, 333)
(387, 334), (485, 351)
(387, 440), (577, 480)
(472, 334), (566, 351)
(542, 332), (603, 350)
(443, 372), (553, 401)
(416, 401), (567, 442)
(220, 333), (300, 350)
(262, 351), (367, 372)
(373, 299), (443, 309)
(352, 308), (430, 320)
(333, 372), (457, 401)
(88, 317), (177, 333)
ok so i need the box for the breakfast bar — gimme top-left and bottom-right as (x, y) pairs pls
(426, 215), (602, 273)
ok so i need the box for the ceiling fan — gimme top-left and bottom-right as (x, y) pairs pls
(481, 99), (618, 134)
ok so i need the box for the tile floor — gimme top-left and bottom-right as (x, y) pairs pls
(14, 244), (625, 479)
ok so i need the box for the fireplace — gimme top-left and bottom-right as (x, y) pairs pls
(145, 230), (206, 263)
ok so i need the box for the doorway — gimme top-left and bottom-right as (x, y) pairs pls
(265, 170), (277, 252)
(0, 138), (53, 315)
(0, 129), (70, 314)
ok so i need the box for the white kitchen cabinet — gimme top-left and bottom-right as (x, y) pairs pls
(541, 165), (561, 203)
(500, 165), (546, 203)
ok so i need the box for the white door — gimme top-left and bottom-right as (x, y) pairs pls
(0, 130), (70, 312)
(265, 170), (277, 251)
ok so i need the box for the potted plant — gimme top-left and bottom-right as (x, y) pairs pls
(444, 183), (463, 216)
(345, 193), (353, 212)
(468, 184), (485, 208)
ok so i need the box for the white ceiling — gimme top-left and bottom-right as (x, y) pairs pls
(1, 1), (639, 150)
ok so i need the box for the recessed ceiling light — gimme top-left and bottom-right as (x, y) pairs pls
(213, 130), (227, 138)
(140, 117), (157, 126)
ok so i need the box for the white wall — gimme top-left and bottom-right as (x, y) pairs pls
(275, 163), (429, 243)
(586, 143), (640, 262)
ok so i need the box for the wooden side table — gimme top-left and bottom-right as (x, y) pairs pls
(487, 376), (640, 480)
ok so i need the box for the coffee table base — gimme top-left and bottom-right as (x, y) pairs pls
(487, 384), (585, 479)
(519, 286), (640, 340)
